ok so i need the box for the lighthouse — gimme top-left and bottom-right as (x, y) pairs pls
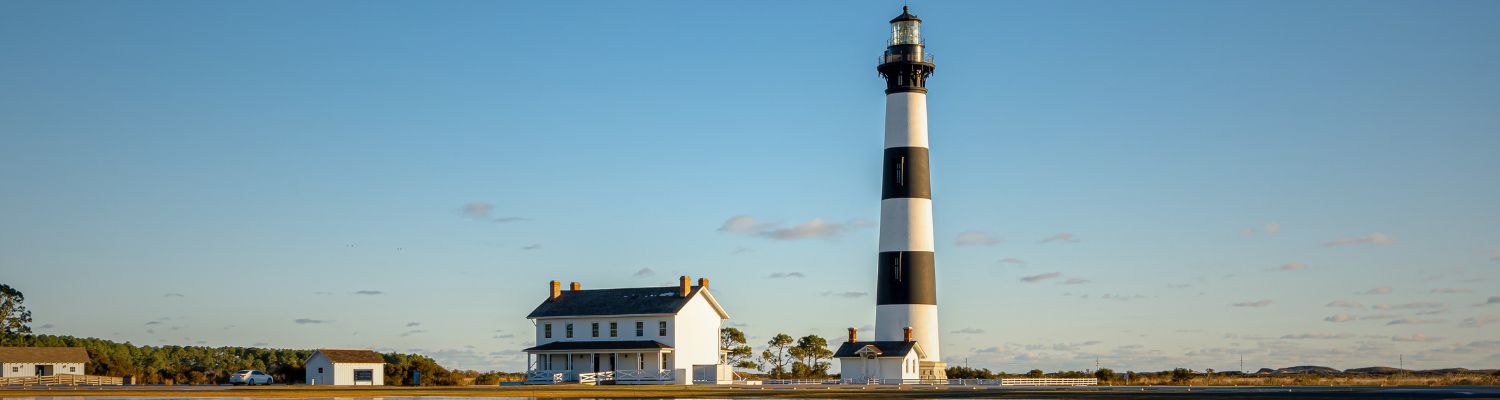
(874, 6), (945, 379)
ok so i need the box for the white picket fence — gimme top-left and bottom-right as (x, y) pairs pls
(0, 374), (124, 386)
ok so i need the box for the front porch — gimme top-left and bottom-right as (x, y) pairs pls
(523, 343), (676, 384)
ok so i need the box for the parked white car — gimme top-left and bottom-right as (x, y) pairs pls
(230, 370), (274, 385)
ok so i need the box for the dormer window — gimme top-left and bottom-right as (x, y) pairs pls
(544, 323), (552, 339)
(592, 322), (599, 337)
(658, 321), (667, 336)
(609, 322), (618, 337)
(566, 323), (574, 338)
(635, 321), (644, 336)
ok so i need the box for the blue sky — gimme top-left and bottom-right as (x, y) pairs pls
(2, 0), (1498, 373)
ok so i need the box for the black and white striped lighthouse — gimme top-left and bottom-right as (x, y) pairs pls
(874, 6), (943, 376)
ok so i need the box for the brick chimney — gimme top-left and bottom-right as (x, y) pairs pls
(569, 281), (581, 291)
(679, 275), (691, 297)
(697, 277), (709, 289)
(848, 327), (858, 343)
(549, 280), (561, 301)
(903, 326), (914, 342)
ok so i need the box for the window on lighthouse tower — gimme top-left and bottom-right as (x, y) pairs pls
(892, 20), (920, 45)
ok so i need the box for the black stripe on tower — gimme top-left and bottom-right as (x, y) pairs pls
(876, 251), (937, 305)
(881, 147), (931, 200)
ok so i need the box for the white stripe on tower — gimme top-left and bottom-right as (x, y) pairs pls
(874, 6), (940, 365)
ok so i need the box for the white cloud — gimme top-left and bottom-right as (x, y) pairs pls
(521, 244), (542, 250)
(1280, 332), (1354, 340)
(1062, 278), (1091, 285)
(996, 258), (1025, 266)
(632, 268), (655, 278)
(1491, 248), (1500, 261)
(1324, 314), (1355, 323)
(1360, 287), (1393, 295)
(1264, 222), (1281, 234)
(353, 290), (383, 295)
(1233, 299), (1273, 308)
(717, 215), (873, 240)
(405, 322), (420, 327)
(1373, 302), (1444, 311)
(1386, 317), (1444, 326)
(1392, 333), (1443, 342)
(1038, 232), (1080, 244)
(950, 328), (986, 334)
(767, 272), (805, 279)
(1326, 300), (1364, 309)
(821, 291), (867, 299)
(955, 230), (1000, 247)
(1021, 272), (1061, 283)
(1459, 315), (1500, 328)
(1325, 232), (1394, 247)
(1430, 288), (1470, 294)
(460, 202), (526, 223)
(294, 318), (331, 325)
(1276, 262), (1309, 271)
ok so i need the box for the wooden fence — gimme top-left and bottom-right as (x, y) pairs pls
(0, 374), (124, 386)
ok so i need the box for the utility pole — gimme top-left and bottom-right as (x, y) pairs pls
(1240, 354), (1244, 374)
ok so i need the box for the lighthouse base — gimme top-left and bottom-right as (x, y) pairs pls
(920, 361), (948, 381)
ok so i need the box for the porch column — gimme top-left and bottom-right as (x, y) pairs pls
(527, 353), (533, 372)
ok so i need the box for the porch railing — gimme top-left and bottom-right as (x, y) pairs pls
(615, 369), (672, 381)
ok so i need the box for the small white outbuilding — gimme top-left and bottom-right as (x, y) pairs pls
(304, 349), (385, 385)
(0, 347), (89, 378)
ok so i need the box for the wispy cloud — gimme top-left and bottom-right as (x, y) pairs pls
(1430, 288), (1470, 294)
(1386, 317), (1444, 326)
(730, 247), (754, 255)
(460, 202), (527, 223)
(38, 323), (55, 329)
(821, 291), (867, 299)
(996, 258), (1025, 266)
(951, 328), (986, 334)
(955, 231), (1000, 247)
(768, 272), (805, 279)
(1062, 278), (1091, 285)
(399, 329), (427, 337)
(1232, 299), (1273, 308)
(406, 322), (421, 327)
(632, 268), (655, 278)
(1325, 232), (1394, 247)
(294, 318), (331, 325)
(718, 215), (873, 240)
(1459, 315), (1500, 328)
(163, 293), (185, 298)
(1324, 314), (1355, 323)
(1373, 302), (1444, 311)
(1359, 287), (1393, 295)
(521, 244), (542, 250)
(1021, 272), (1061, 283)
(1243, 222), (1281, 235)
(353, 290), (384, 295)
(1038, 232), (1080, 244)
(1281, 332), (1354, 340)
(1274, 262), (1309, 272)
(1490, 248), (1500, 261)
(1391, 333), (1442, 342)
(1326, 300), (1364, 309)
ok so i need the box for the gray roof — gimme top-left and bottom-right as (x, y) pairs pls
(524, 340), (671, 352)
(527, 286), (702, 318)
(833, 341), (917, 358)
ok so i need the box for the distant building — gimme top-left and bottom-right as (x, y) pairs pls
(523, 276), (731, 385)
(833, 327), (928, 383)
(304, 349), (385, 385)
(0, 347), (89, 377)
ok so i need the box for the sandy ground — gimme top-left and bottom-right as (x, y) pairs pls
(1, 384), (1498, 399)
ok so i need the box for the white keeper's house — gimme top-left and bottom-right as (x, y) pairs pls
(524, 276), (732, 385)
(304, 349), (386, 386)
(0, 347), (89, 378)
(832, 327), (931, 384)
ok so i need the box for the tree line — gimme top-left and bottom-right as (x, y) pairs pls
(1, 333), (466, 385)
